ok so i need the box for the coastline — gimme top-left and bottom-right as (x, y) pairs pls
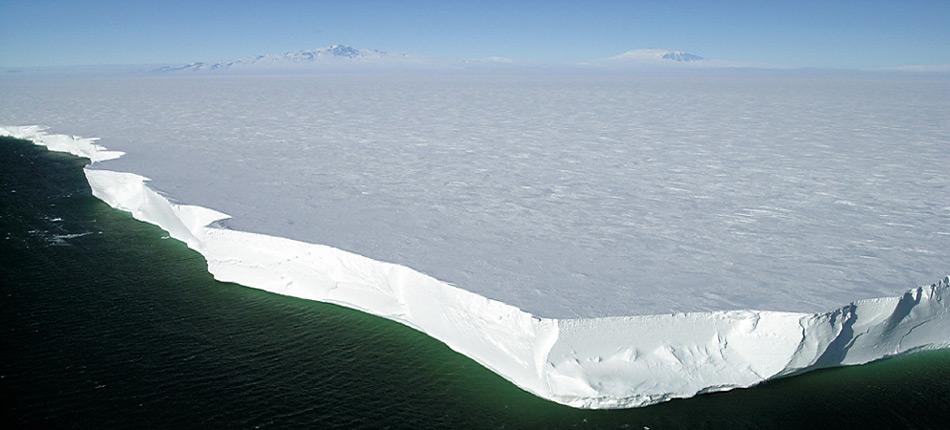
(3, 124), (948, 409)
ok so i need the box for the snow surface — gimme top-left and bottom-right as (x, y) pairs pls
(2, 73), (948, 319)
(2, 124), (949, 410)
(3, 72), (950, 408)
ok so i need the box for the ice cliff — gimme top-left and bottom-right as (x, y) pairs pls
(3, 125), (948, 409)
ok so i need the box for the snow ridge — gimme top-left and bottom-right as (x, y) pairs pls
(3, 125), (948, 409)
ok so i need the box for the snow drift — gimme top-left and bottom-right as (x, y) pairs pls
(3, 125), (948, 409)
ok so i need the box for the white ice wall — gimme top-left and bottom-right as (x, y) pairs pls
(4, 125), (948, 409)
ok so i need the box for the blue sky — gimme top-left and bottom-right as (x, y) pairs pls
(1, 0), (948, 68)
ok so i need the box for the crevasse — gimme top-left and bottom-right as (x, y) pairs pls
(3, 125), (948, 409)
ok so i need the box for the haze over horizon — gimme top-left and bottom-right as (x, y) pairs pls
(1, 0), (949, 70)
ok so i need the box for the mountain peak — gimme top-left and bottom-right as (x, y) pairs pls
(661, 51), (704, 62)
(322, 44), (361, 58)
(608, 49), (705, 63)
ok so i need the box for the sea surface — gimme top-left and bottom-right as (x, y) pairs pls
(2, 135), (949, 429)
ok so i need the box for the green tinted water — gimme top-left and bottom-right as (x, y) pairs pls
(2, 136), (949, 429)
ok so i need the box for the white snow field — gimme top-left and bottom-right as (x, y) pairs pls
(2, 72), (949, 408)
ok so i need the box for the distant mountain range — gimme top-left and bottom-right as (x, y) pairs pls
(153, 46), (726, 73)
(154, 44), (413, 72)
(9, 46), (947, 74)
(606, 49), (705, 63)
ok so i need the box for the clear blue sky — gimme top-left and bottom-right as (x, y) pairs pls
(1, 0), (948, 68)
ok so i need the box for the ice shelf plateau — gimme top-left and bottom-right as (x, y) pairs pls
(3, 125), (949, 409)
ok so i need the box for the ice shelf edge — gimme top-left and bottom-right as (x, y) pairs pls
(3, 124), (948, 410)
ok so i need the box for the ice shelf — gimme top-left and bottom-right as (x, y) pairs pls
(2, 75), (949, 318)
(3, 125), (948, 409)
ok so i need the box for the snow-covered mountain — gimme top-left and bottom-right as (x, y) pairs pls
(607, 49), (705, 63)
(154, 44), (412, 72)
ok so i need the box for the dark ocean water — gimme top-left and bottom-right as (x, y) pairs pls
(1, 135), (949, 429)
